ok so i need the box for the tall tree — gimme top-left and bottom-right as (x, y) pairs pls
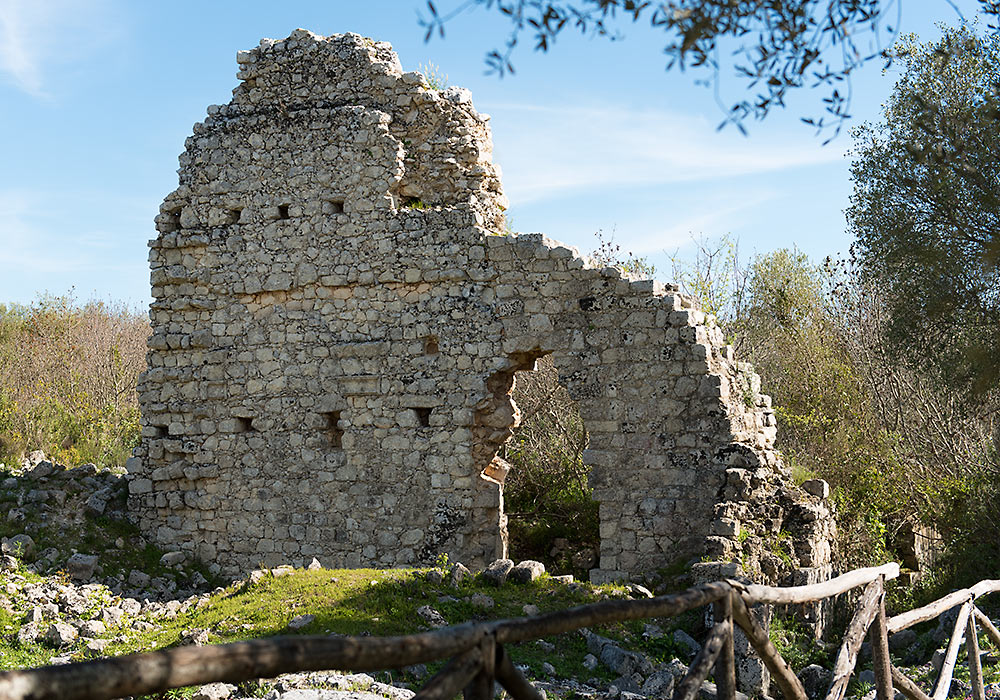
(847, 24), (1000, 393)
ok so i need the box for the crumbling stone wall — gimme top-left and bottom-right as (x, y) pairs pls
(130, 29), (835, 584)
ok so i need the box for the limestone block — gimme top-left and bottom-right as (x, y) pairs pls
(801, 478), (830, 499)
(508, 560), (545, 583)
(66, 553), (99, 581)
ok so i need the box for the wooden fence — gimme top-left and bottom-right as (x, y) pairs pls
(0, 562), (997, 700)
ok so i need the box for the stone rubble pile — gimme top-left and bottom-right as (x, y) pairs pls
(1, 454), (209, 601)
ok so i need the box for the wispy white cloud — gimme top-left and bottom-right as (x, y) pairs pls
(0, 0), (119, 97)
(483, 102), (847, 205)
(634, 190), (779, 256)
(0, 0), (40, 94)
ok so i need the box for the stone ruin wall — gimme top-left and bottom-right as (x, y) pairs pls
(129, 30), (835, 588)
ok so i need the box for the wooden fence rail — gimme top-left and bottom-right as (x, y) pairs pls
(0, 562), (997, 700)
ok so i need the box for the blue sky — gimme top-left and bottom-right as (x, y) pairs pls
(0, 0), (985, 307)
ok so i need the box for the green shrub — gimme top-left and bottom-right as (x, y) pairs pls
(0, 294), (149, 470)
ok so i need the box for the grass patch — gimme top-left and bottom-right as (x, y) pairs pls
(769, 614), (832, 671)
(0, 565), (699, 686)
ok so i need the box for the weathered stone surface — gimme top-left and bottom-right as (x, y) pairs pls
(287, 614), (315, 631)
(66, 553), (99, 581)
(798, 664), (832, 700)
(509, 560), (545, 584)
(641, 669), (676, 699)
(611, 674), (642, 693)
(416, 606), (447, 628)
(128, 569), (152, 588)
(77, 619), (106, 638)
(17, 622), (42, 645)
(483, 559), (515, 586)
(469, 593), (494, 609)
(160, 551), (186, 567)
(45, 622), (78, 646)
(85, 488), (113, 515)
(279, 692), (385, 700)
(3, 533), (35, 559)
(627, 583), (653, 599)
(102, 606), (125, 626)
(889, 629), (918, 652)
(85, 638), (109, 654)
(587, 631), (655, 678)
(131, 28), (836, 586)
(673, 629), (701, 658)
(191, 683), (237, 700)
(449, 562), (471, 586)
(801, 479), (830, 499)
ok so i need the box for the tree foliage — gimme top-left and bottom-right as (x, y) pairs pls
(847, 25), (1000, 393)
(671, 237), (999, 581)
(422, 0), (915, 135)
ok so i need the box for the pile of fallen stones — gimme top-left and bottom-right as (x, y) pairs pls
(1, 452), (209, 601)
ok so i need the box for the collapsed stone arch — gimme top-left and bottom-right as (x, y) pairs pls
(129, 29), (835, 587)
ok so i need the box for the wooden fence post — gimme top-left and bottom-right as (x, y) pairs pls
(931, 599), (973, 700)
(973, 607), (1000, 650)
(966, 612), (985, 700)
(731, 593), (808, 700)
(870, 577), (893, 700)
(674, 619), (730, 700)
(494, 645), (545, 700)
(714, 591), (737, 700)
(463, 633), (497, 700)
(826, 579), (884, 700)
(415, 646), (484, 700)
(890, 665), (934, 700)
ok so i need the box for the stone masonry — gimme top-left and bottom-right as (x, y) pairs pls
(129, 29), (835, 584)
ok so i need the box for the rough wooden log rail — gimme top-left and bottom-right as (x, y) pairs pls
(885, 579), (1000, 700)
(6, 561), (999, 700)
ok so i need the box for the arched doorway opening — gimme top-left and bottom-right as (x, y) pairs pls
(502, 355), (600, 579)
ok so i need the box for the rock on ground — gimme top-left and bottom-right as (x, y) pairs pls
(641, 670), (675, 699)
(482, 559), (514, 586)
(191, 682), (237, 700)
(288, 614), (316, 631)
(45, 622), (78, 646)
(66, 553), (99, 581)
(798, 664), (832, 700)
(509, 560), (546, 584)
(416, 605), (447, 628)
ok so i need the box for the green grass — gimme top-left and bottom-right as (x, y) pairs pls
(100, 569), (623, 678)
(768, 614), (832, 671)
(0, 562), (696, 690)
